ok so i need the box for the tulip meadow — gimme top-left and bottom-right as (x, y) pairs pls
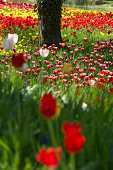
(0, 2), (113, 170)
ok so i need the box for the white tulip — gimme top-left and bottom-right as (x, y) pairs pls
(39, 48), (49, 58)
(81, 102), (87, 111)
(26, 84), (38, 95)
(3, 38), (14, 51)
(21, 63), (28, 71)
(88, 80), (95, 86)
(3, 33), (18, 51)
(8, 33), (18, 43)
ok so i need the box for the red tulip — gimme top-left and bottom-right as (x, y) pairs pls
(12, 52), (26, 69)
(83, 38), (88, 42)
(62, 122), (86, 154)
(75, 49), (78, 53)
(40, 93), (59, 119)
(36, 147), (62, 169)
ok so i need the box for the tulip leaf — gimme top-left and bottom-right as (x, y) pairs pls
(80, 161), (98, 170)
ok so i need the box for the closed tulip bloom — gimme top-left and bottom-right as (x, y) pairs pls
(62, 122), (86, 154)
(40, 93), (60, 119)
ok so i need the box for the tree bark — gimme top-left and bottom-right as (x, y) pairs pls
(38, 0), (62, 47)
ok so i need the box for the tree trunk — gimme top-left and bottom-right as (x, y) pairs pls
(38, 0), (62, 47)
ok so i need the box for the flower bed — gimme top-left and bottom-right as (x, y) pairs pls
(0, 2), (113, 170)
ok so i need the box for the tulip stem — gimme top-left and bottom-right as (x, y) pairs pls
(47, 120), (57, 147)
(42, 166), (47, 170)
(70, 154), (76, 170)
(47, 120), (66, 170)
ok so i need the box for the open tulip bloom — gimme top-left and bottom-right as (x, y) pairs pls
(36, 147), (62, 169)
(12, 52), (26, 70)
(8, 33), (18, 43)
(39, 48), (49, 58)
(3, 33), (18, 51)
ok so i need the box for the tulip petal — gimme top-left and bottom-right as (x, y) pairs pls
(8, 33), (18, 43)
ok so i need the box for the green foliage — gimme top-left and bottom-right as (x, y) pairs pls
(95, 0), (103, 4)
(104, 1), (113, 4)
(0, 77), (113, 169)
(76, 0), (89, 6)
(63, 0), (73, 5)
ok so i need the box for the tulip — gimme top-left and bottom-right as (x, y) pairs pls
(39, 48), (49, 58)
(3, 38), (14, 51)
(62, 121), (86, 154)
(8, 33), (18, 43)
(3, 33), (18, 51)
(40, 93), (60, 119)
(12, 53), (26, 69)
(36, 147), (62, 169)
(83, 38), (88, 42)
